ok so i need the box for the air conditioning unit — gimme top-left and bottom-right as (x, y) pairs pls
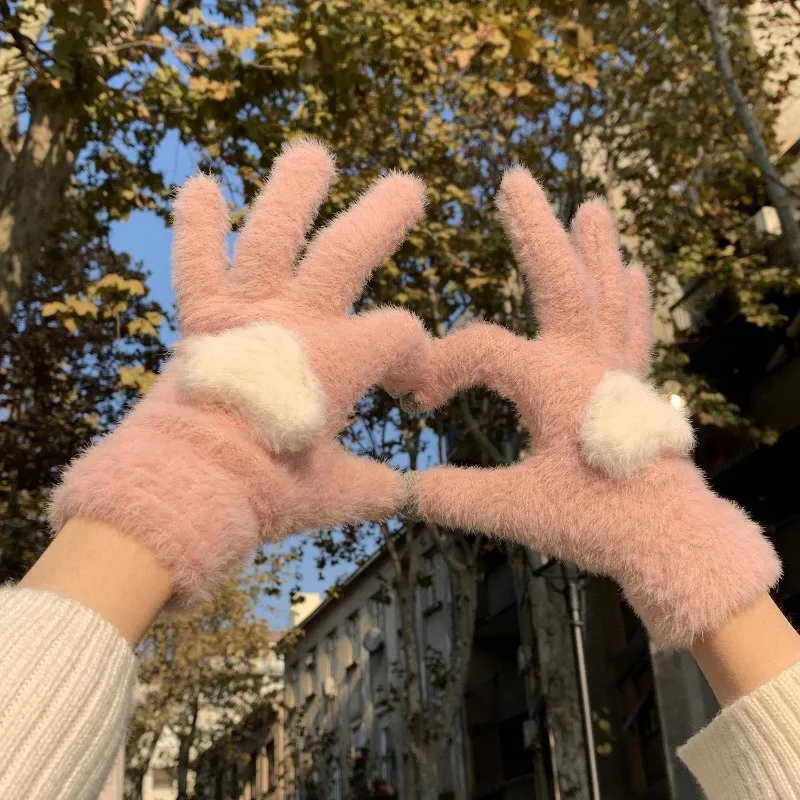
(323, 676), (338, 699)
(750, 206), (782, 238)
(363, 627), (385, 654)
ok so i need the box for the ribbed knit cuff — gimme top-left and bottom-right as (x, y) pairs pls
(0, 587), (136, 800)
(679, 660), (800, 799)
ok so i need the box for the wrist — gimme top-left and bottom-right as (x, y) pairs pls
(691, 594), (800, 706)
(48, 414), (279, 608)
(20, 517), (172, 644)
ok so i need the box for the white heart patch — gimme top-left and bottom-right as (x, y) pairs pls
(178, 323), (325, 453)
(580, 370), (695, 480)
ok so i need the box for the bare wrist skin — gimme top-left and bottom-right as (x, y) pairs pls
(20, 518), (172, 644)
(691, 593), (800, 707)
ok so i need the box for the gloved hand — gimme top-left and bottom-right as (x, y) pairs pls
(49, 139), (429, 608)
(406, 166), (780, 648)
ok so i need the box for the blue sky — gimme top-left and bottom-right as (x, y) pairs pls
(109, 132), (353, 629)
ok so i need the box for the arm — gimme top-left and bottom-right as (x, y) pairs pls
(0, 520), (157, 800)
(2, 142), (430, 800)
(691, 593), (800, 708)
(408, 168), (799, 798)
(20, 517), (172, 644)
(678, 594), (800, 798)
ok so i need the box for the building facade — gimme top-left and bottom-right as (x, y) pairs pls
(280, 543), (471, 800)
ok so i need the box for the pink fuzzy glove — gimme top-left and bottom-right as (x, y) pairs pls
(408, 167), (780, 648)
(49, 139), (428, 607)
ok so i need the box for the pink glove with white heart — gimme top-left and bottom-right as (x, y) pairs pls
(49, 139), (428, 607)
(407, 166), (780, 648)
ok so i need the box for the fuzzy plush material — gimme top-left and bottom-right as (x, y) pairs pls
(178, 323), (326, 453)
(580, 370), (694, 480)
(409, 167), (781, 648)
(49, 138), (430, 608)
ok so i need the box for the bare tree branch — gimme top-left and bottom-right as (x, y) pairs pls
(427, 522), (468, 574)
(382, 521), (404, 579)
(458, 395), (512, 466)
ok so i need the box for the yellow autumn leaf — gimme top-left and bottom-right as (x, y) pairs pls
(489, 81), (514, 98)
(271, 30), (300, 48)
(452, 48), (474, 70)
(127, 318), (159, 338)
(124, 279), (146, 296)
(118, 365), (158, 393)
(466, 275), (492, 289)
(67, 298), (98, 317)
(221, 26), (262, 51)
(578, 68), (599, 89)
(42, 301), (69, 317)
(93, 273), (127, 291)
(515, 80), (535, 97)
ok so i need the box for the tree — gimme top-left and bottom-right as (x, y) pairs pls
(128, 557), (290, 800)
(696, 0), (800, 270)
(0, 186), (166, 581)
(587, 1), (799, 434)
(0, 0), (284, 337)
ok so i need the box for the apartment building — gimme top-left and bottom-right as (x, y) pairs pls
(279, 541), (471, 799)
(202, 537), (712, 799)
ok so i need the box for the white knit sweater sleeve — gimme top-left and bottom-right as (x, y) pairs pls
(679, 660), (800, 798)
(0, 587), (136, 800)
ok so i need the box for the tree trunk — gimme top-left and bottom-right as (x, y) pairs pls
(176, 737), (192, 800)
(0, 92), (77, 340)
(697, 0), (800, 270)
(525, 554), (591, 800)
(411, 755), (439, 800)
(387, 524), (479, 800)
(0, 0), (171, 340)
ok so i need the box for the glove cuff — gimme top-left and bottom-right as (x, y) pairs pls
(625, 492), (781, 649)
(48, 420), (285, 609)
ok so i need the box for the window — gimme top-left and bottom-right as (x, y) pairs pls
(261, 741), (278, 792)
(152, 767), (175, 789)
(370, 594), (387, 631)
(346, 612), (360, 666)
(379, 725), (395, 784)
(420, 551), (444, 611)
(351, 722), (367, 755)
(371, 645), (389, 705)
(285, 662), (298, 708)
(304, 648), (317, 697)
(325, 630), (338, 680)
(330, 759), (342, 800)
